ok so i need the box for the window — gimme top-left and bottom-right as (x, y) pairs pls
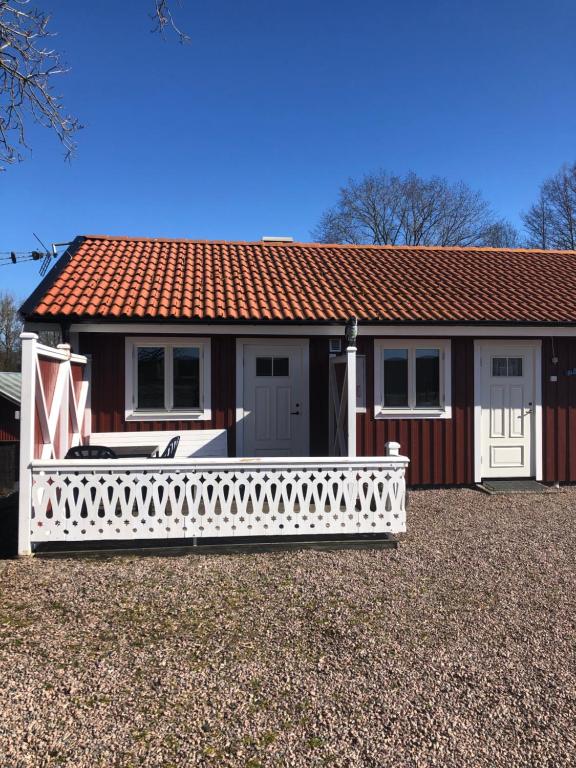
(374, 340), (451, 419)
(256, 357), (290, 377)
(492, 357), (523, 377)
(125, 338), (211, 421)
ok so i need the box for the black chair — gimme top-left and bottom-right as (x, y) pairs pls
(159, 436), (180, 459)
(64, 445), (117, 459)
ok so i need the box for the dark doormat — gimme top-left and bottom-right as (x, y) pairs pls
(479, 480), (549, 495)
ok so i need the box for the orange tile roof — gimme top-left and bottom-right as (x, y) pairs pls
(22, 234), (576, 323)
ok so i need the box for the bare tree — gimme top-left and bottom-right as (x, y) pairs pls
(153, 0), (189, 42)
(313, 171), (500, 247)
(523, 163), (576, 250)
(480, 220), (521, 248)
(0, 1), (186, 169)
(0, 292), (22, 370)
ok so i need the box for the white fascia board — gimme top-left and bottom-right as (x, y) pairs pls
(68, 322), (576, 337)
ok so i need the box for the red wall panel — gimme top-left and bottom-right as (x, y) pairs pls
(80, 333), (237, 456)
(357, 336), (475, 485)
(542, 337), (576, 483)
(0, 395), (19, 442)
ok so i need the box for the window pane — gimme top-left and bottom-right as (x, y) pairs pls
(384, 349), (408, 407)
(492, 357), (508, 376)
(256, 357), (272, 376)
(273, 357), (289, 377)
(173, 347), (200, 408)
(137, 347), (164, 409)
(508, 357), (523, 376)
(416, 349), (440, 408)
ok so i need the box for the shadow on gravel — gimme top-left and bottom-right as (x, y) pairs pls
(0, 492), (18, 557)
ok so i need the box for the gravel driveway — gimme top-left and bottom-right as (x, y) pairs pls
(1, 487), (575, 767)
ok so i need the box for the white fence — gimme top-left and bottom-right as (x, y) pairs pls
(19, 334), (410, 553)
(29, 455), (409, 544)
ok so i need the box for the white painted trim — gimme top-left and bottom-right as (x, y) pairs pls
(474, 342), (482, 483)
(32, 455), (409, 470)
(534, 344), (543, 482)
(346, 346), (357, 458)
(18, 333), (37, 556)
(235, 338), (310, 458)
(474, 340), (542, 482)
(69, 321), (576, 338)
(124, 337), (211, 422)
(374, 339), (452, 420)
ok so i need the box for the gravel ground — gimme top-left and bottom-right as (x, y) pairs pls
(1, 487), (575, 768)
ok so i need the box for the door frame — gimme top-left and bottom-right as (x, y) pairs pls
(474, 339), (542, 483)
(235, 338), (310, 457)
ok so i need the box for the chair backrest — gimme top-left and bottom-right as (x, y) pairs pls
(65, 445), (117, 460)
(160, 435), (180, 459)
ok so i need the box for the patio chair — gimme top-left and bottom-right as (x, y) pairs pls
(159, 435), (180, 459)
(64, 445), (117, 459)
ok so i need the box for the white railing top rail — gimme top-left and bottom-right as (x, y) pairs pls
(21, 334), (88, 365)
(31, 454), (409, 472)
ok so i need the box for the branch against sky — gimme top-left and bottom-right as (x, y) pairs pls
(152, 0), (190, 43)
(523, 163), (576, 250)
(312, 170), (510, 248)
(0, 1), (187, 170)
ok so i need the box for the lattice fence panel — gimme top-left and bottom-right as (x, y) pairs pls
(30, 461), (407, 543)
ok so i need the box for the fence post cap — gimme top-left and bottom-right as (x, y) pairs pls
(20, 332), (39, 341)
(385, 441), (401, 456)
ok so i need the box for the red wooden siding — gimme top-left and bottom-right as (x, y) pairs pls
(309, 338), (330, 455)
(79, 331), (576, 486)
(79, 333), (237, 455)
(357, 337), (475, 485)
(542, 337), (576, 483)
(0, 395), (19, 442)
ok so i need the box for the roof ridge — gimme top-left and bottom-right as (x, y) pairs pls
(80, 234), (576, 255)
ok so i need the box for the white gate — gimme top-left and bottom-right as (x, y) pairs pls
(329, 354), (348, 456)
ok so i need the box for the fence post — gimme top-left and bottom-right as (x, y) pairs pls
(385, 441), (401, 457)
(346, 344), (357, 458)
(57, 344), (71, 457)
(18, 332), (38, 556)
(345, 318), (358, 459)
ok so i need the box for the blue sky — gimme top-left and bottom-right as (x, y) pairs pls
(2, 0), (576, 299)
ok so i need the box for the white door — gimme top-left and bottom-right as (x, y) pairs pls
(479, 343), (536, 478)
(241, 341), (309, 456)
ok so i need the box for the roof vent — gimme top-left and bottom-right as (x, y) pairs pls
(261, 236), (294, 243)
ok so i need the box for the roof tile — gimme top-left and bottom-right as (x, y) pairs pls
(25, 235), (576, 323)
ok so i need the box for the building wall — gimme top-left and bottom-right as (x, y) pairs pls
(0, 395), (19, 490)
(542, 337), (576, 483)
(80, 330), (576, 486)
(357, 336), (475, 485)
(0, 394), (19, 442)
(80, 333), (237, 455)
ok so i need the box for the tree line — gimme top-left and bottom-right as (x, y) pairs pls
(313, 162), (576, 250)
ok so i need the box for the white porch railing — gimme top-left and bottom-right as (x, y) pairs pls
(29, 454), (409, 544)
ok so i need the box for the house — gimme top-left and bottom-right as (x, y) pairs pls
(15, 234), (576, 553)
(0, 372), (21, 491)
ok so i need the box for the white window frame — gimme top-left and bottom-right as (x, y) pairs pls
(125, 337), (211, 422)
(374, 339), (452, 419)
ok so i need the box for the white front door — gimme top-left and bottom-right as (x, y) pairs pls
(241, 340), (309, 457)
(479, 343), (536, 478)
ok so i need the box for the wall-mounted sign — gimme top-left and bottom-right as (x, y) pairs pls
(566, 368), (576, 376)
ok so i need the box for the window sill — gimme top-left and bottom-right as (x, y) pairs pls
(374, 407), (451, 420)
(125, 409), (211, 422)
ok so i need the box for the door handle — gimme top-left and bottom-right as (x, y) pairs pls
(290, 411), (300, 416)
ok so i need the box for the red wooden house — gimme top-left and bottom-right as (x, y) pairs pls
(15, 234), (576, 553)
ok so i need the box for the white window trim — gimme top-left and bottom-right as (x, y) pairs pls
(125, 337), (211, 422)
(374, 339), (452, 419)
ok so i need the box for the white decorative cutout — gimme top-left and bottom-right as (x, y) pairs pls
(30, 458), (408, 543)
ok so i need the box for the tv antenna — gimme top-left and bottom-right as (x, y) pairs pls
(33, 232), (53, 276)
